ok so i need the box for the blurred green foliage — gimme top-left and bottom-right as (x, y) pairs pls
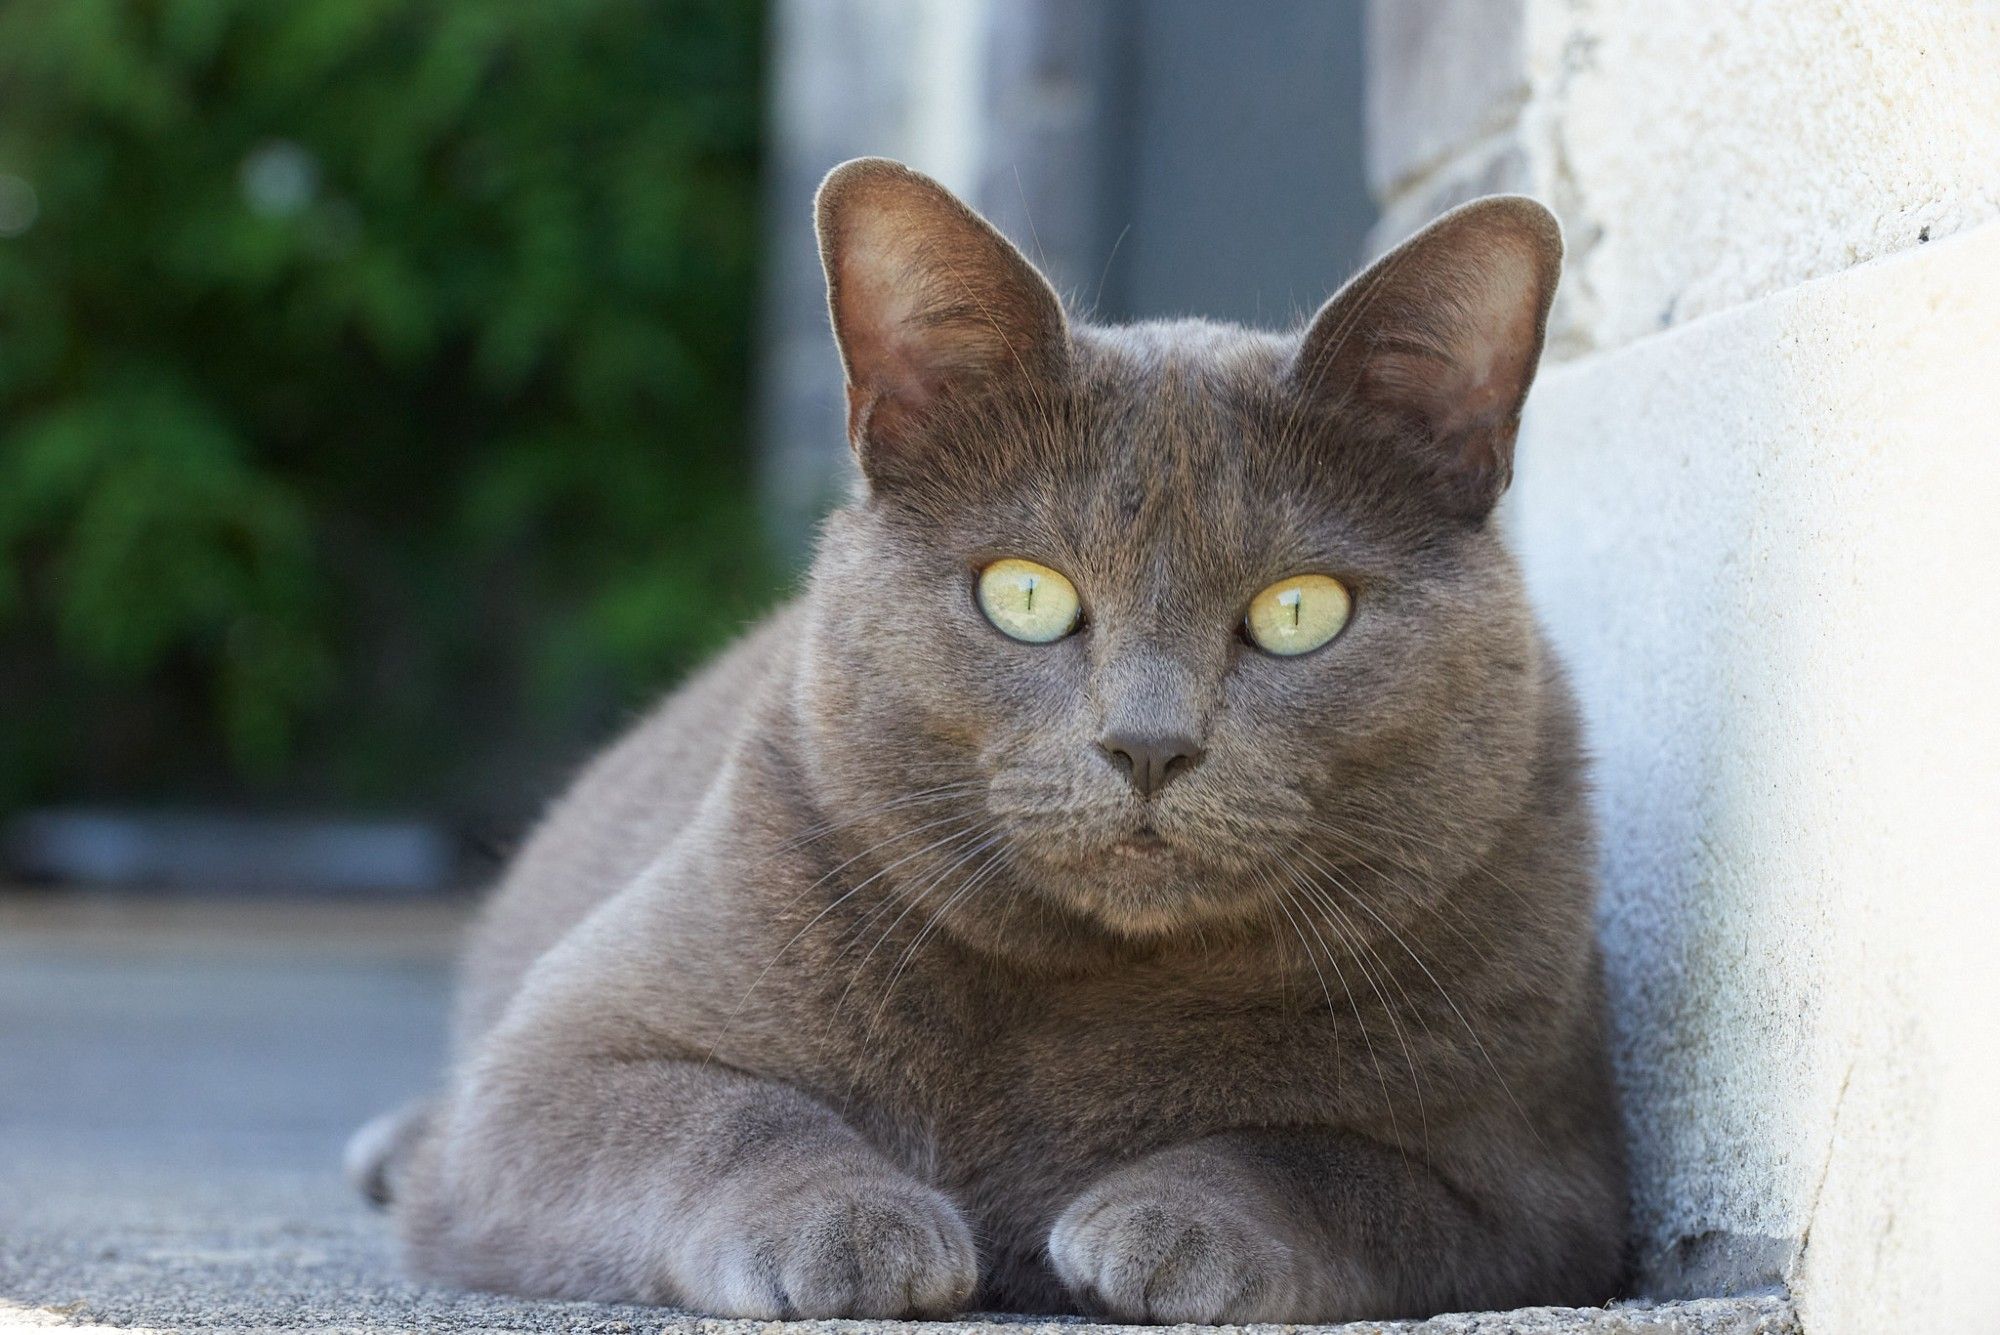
(0, 0), (774, 821)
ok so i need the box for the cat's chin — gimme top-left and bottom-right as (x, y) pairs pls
(1028, 838), (1266, 940)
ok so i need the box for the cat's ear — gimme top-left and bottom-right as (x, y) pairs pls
(815, 157), (1068, 481)
(1289, 196), (1562, 522)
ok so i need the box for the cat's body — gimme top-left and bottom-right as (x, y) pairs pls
(361, 161), (1626, 1323)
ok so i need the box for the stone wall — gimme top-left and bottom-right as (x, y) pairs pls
(1372, 4), (2000, 1331)
(1369, 0), (2000, 357)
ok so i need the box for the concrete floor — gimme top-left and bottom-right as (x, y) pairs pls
(0, 896), (1793, 1334)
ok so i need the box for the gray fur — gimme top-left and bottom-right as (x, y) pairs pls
(355, 159), (1625, 1323)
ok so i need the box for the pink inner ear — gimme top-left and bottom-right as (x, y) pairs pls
(1365, 247), (1542, 443)
(816, 160), (1070, 467)
(1453, 248), (1542, 424)
(837, 242), (937, 406)
(833, 224), (1037, 449)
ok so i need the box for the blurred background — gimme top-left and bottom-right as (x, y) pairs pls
(0, 0), (1372, 897)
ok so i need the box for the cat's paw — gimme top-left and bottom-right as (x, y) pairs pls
(695, 1173), (977, 1319)
(1048, 1165), (1302, 1324)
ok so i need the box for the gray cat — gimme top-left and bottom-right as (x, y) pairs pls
(350, 157), (1626, 1323)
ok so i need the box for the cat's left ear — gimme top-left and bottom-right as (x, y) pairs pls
(815, 157), (1069, 484)
(1289, 196), (1562, 522)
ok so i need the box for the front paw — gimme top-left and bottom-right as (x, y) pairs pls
(693, 1172), (977, 1319)
(1049, 1166), (1302, 1323)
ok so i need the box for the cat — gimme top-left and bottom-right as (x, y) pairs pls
(349, 156), (1626, 1324)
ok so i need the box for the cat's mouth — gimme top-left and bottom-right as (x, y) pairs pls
(1107, 827), (1172, 859)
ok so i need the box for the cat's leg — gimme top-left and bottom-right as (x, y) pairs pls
(397, 1052), (977, 1316)
(1048, 1129), (1620, 1323)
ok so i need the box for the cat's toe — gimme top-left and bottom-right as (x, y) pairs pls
(1049, 1186), (1300, 1324)
(767, 1176), (978, 1319)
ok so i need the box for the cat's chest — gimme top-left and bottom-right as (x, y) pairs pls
(839, 967), (1350, 1162)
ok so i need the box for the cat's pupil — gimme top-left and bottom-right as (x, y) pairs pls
(1024, 578), (1036, 611)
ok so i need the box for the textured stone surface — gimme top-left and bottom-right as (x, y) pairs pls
(1369, 0), (2000, 357)
(1364, 0), (1527, 197)
(1509, 221), (2000, 1332)
(0, 1176), (1795, 1335)
(0, 899), (1794, 1334)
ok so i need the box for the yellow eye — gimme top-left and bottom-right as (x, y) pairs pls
(977, 558), (1082, 643)
(1245, 574), (1351, 656)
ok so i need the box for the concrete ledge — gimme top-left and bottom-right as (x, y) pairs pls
(0, 1300), (1801, 1335)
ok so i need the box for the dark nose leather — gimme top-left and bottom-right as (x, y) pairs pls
(1098, 732), (1204, 797)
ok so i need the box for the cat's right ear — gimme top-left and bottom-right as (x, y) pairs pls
(1288, 195), (1563, 523)
(815, 158), (1069, 484)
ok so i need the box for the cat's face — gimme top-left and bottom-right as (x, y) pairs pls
(800, 159), (1563, 942)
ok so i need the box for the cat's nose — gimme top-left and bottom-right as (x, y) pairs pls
(1097, 732), (1204, 798)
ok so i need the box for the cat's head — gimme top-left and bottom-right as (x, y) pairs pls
(797, 157), (1565, 945)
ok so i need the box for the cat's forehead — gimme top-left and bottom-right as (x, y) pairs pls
(1068, 319), (1296, 491)
(906, 315), (1426, 597)
(983, 320), (1377, 599)
(1082, 317), (1293, 370)
(1075, 319), (1294, 424)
